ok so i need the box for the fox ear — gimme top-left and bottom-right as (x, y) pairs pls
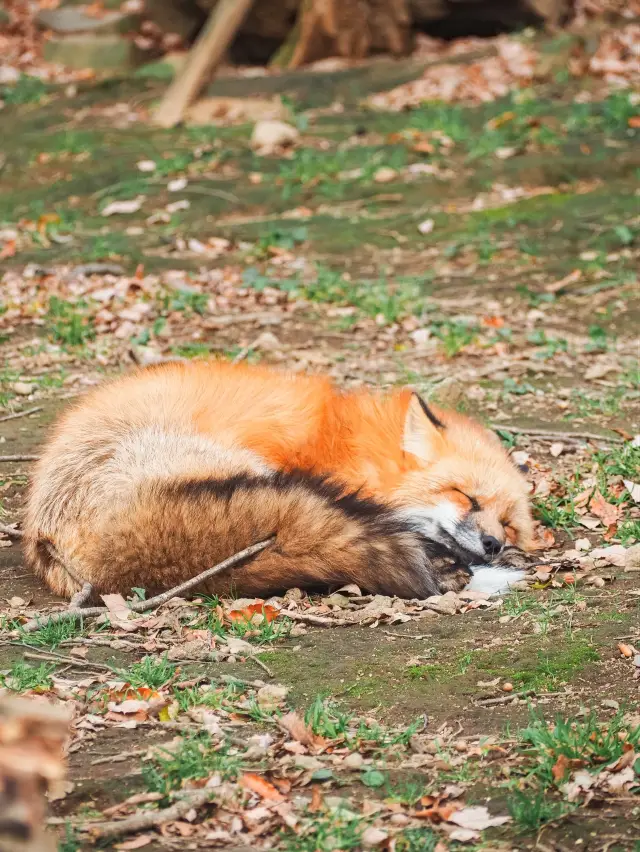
(402, 393), (444, 461)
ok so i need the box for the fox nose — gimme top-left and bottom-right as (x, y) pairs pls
(482, 535), (503, 557)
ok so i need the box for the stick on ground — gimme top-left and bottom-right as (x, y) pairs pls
(491, 424), (623, 444)
(81, 789), (213, 839)
(153, 0), (254, 129)
(20, 537), (274, 633)
(0, 406), (42, 423)
(0, 523), (23, 539)
(0, 455), (39, 462)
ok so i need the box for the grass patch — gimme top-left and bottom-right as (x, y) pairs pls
(519, 710), (640, 786)
(282, 805), (366, 851)
(507, 789), (571, 832)
(15, 616), (86, 649)
(509, 642), (599, 692)
(396, 828), (439, 852)
(142, 734), (241, 796)
(115, 654), (177, 690)
(1, 661), (57, 692)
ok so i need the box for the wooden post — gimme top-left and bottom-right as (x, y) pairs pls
(153, 0), (255, 129)
(0, 696), (71, 852)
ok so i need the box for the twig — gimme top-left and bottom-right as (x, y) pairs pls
(20, 537), (274, 633)
(130, 537), (274, 611)
(80, 789), (213, 838)
(0, 523), (23, 539)
(0, 406), (42, 422)
(279, 610), (346, 627)
(91, 748), (148, 767)
(22, 650), (113, 671)
(476, 690), (566, 707)
(0, 454), (39, 462)
(69, 582), (93, 609)
(249, 655), (273, 678)
(491, 424), (623, 444)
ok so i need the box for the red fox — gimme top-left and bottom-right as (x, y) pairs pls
(24, 361), (533, 601)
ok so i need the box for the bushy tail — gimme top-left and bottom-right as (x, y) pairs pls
(26, 471), (447, 600)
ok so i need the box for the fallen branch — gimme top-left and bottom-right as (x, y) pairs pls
(0, 454), (39, 462)
(491, 424), (623, 444)
(0, 406), (43, 423)
(80, 789), (213, 838)
(279, 609), (345, 627)
(153, 0), (255, 129)
(0, 523), (23, 539)
(20, 537), (274, 633)
(476, 689), (566, 707)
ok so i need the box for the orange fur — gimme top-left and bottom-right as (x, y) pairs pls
(24, 361), (533, 600)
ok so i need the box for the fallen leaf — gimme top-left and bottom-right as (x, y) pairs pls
(623, 480), (640, 503)
(101, 197), (144, 216)
(618, 643), (633, 658)
(590, 545), (627, 567)
(418, 218), (434, 235)
(549, 442), (564, 457)
(279, 712), (326, 750)
(552, 754), (571, 781)
(241, 772), (285, 801)
(448, 805), (511, 830)
(228, 601), (279, 624)
(115, 835), (156, 850)
(589, 491), (620, 527)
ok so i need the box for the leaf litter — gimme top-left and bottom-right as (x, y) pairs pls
(0, 5), (639, 849)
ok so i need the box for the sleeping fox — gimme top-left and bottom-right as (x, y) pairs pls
(24, 361), (533, 601)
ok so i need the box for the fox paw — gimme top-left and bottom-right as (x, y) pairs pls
(436, 564), (473, 593)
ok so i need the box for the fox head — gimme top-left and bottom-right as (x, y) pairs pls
(392, 393), (534, 564)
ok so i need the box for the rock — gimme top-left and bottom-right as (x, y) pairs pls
(343, 752), (364, 769)
(251, 120), (299, 154)
(362, 827), (388, 847)
(36, 7), (139, 36)
(0, 65), (19, 84)
(11, 382), (33, 396)
(43, 34), (146, 72)
(373, 166), (397, 183)
(625, 543), (640, 570)
(252, 331), (281, 352)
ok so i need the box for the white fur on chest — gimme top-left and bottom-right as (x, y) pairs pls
(465, 565), (526, 596)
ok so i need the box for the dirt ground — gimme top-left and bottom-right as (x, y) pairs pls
(0, 19), (639, 852)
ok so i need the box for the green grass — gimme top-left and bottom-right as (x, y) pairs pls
(15, 616), (86, 649)
(509, 642), (599, 692)
(142, 734), (240, 796)
(518, 710), (640, 787)
(192, 597), (292, 644)
(1, 661), (57, 692)
(396, 828), (439, 852)
(1, 74), (49, 105)
(115, 654), (176, 690)
(282, 805), (366, 851)
(46, 297), (95, 347)
(507, 789), (571, 832)
(305, 696), (352, 739)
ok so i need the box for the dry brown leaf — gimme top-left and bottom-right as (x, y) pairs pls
(279, 712), (327, 750)
(241, 772), (285, 801)
(589, 491), (620, 527)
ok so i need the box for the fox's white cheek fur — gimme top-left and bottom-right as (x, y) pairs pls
(465, 565), (525, 596)
(399, 502), (486, 557)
